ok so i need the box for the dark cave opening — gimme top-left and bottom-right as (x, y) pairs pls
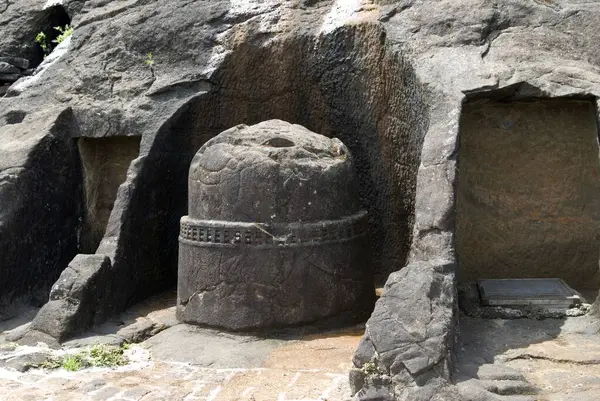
(32, 5), (72, 68)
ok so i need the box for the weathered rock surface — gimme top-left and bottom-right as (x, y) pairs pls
(0, 110), (83, 315)
(2, 351), (50, 372)
(1, 0), (600, 399)
(351, 259), (457, 399)
(178, 120), (374, 330)
(0, 62), (19, 74)
(0, 57), (29, 71)
(25, 254), (113, 341)
(454, 315), (600, 401)
(145, 324), (287, 368)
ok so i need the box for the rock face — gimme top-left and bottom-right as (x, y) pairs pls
(2, 0), (600, 400)
(178, 120), (374, 330)
(0, 110), (83, 314)
(351, 260), (457, 400)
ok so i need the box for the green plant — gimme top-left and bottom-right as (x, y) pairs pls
(361, 356), (385, 377)
(88, 343), (127, 367)
(35, 31), (49, 56)
(61, 354), (86, 371)
(38, 344), (128, 372)
(53, 25), (73, 45)
(361, 361), (379, 376)
(39, 357), (62, 370)
(35, 25), (73, 58)
(145, 52), (154, 67)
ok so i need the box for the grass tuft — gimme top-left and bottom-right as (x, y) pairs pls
(39, 343), (129, 372)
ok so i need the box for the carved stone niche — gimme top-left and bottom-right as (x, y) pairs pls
(177, 120), (374, 330)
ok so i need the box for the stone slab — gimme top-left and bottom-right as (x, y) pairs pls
(143, 324), (286, 368)
(478, 279), (580, 307)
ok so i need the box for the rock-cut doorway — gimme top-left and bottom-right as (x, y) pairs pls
(456, 98), (600, 291)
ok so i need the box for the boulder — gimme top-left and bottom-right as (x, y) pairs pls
(28, 254), (114, 342)
(351, 260), (457, 399)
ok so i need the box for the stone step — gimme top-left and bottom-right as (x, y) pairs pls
(457, 381), (537, 401)
(477, 379), (539, 396)
(458, 363), (527, 382)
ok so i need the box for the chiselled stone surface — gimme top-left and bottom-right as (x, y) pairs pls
(0, 295), (362, 401)
(178, 120), (374, 330)
(457, 99), (600, 289)
(1, 2), (428, 343)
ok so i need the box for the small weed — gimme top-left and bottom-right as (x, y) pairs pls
(39, 357), (62, 370)
(61, 354), (86, 371)
(361, 356), (385, 377)
(39, 343), (128, 372)
(145, 52), (154, 67)
(88, 343), (127, 367)
(53, 25), (73, 45)
(145, 52), (155, 77)
(35, 31), (49, 56)
(35, 25), (73, 58)
(361, 361), (379, 375)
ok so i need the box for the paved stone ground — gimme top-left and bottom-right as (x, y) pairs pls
(2, 291), (600, 401)
(457, 314), (600, 400)
(0, 351), (352, 400)
(0, 292), (357, 401)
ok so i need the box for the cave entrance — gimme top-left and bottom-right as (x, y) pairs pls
(78, 136), (141, 254)
(32, 5), (71, 68)
(456, 99), (600, 290)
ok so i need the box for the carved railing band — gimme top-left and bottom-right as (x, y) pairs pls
(179, 211), (368, 248)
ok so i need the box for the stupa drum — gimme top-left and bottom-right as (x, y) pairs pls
(177, 120), (374, 330)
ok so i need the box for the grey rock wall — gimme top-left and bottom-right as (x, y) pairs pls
(0, 109), (83, 316)
(1, 0), (600, 400)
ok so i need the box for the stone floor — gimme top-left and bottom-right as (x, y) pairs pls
(456, 314), (600, 401)
(0, 292), (358, 401)
(0, 347), (353, 401)
(1, 292), (600, 401)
